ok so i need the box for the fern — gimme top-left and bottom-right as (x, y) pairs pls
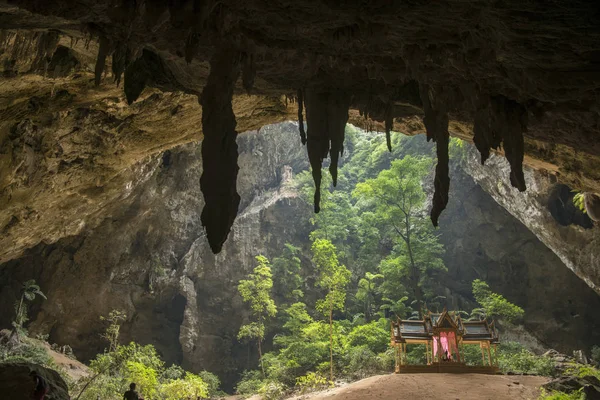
(572, 191), (587, 214)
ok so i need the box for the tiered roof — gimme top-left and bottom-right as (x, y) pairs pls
(391, 309), (499, 343)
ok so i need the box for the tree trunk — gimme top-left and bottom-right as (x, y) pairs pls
(258, 338), (265, 377)
(75, 373), (101, 400)
(10, 294), (25, 342)
(329, 305), (333, 382)
(404, 216), (423, 316)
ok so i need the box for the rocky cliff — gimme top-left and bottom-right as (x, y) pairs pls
(438, 144), (600, 354)
(0, 122), (311, 388)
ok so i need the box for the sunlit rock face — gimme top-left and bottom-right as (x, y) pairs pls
(0, 123), (310, 389)
(462, 147), (600, 295)
(2, 1), (600, 256)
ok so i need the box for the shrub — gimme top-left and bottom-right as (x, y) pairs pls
(461, 344), (485, 366)
(197, 370), (221, 397)
(405, 344), (427, 365)
(124, 360), (159, 399)
(162, 364), (185, 380)
(497, 342), (554, 376)
(376, 348), (395, 371)
(564, 363), (600, 380)
(295, 372), (331, 394)
(258, 380), (287, 400)
(346, 321), (389, 353)
(0, 339), (53, 366)
(235, 370), (264, 395)
(472, 280), (524, 323)
(159, 372), (209, 400)
(539, 388), (585, 400)
(343, 345), (379, 379)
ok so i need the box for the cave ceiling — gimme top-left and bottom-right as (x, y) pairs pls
(1, 0), (599, 255)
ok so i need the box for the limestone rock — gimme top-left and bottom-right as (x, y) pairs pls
(0, 363), (69, 400)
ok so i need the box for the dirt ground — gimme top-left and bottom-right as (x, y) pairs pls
(286, 373), (548, 400)
(44, 342), (90, 380)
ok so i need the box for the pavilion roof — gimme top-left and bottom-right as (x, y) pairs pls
(462, 320), (499, 342)
(392, 309), (499, 343)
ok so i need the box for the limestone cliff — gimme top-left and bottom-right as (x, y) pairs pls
(438, 147), (600, 354)
(0, 122), (310, 388)
(461, 148), (600, 296)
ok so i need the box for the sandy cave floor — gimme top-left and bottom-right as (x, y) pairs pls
(283, 373), (548, 400)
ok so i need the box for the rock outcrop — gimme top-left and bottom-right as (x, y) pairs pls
(437, 143), (600, 353)
(461, 148), (600, 295)
(0, 362), (69, 400)
(0, 122), (310, 389)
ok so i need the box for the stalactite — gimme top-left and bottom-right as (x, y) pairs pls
(328, 91), (351, 187)
(385, 102), (393, 152)
(199, 45), (241, 254)
(241, 52), (255, 93)
(497, 98), (527, 192)
(112, 42), (130, 87)
(297, 88), (307, 145)
(123, 56), (149, 104)
(305, 90), (328, 213)
(419, 84), (450, 226)
(474, 95), (527, 191)
(94, 36), (109, 86)
(304, 89), (350, 212)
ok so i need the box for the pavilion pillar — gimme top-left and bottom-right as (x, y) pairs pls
(487, 345), (492, 366)
(426, 341), (430, 364)
(480, 344), (485, 365)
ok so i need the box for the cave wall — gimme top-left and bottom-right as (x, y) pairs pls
(461, 147), (600, 296)
(437, 150), (600, 353)
(0, 122), (311, 389)
(1, 125), (599, 387)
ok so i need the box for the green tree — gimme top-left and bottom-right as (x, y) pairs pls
(353, 156), (446, 314)
(271, 244), (304, 304)
(100, 310), (127, 352)
(471, 279), (524, 323)
(11, 279), (47, 341)
(312, 239), (351, 381)
(238, 256), (278, 376)
(355, 272), (384, 322)
(159, 372), (208, 400)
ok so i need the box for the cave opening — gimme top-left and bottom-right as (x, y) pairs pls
(1, 1), (600, 397)
(547, 184), (593, 229)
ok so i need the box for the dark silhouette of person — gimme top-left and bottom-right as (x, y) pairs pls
(442, 350), (449, 362)
(123, 382), (140, 400)
(30, 371), (48, 400)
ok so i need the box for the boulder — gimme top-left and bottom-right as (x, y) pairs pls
(542, 375), (600, 400)
(0, 363), (70, 400)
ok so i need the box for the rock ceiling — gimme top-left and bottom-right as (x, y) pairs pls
(1, 0), (599, 256)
